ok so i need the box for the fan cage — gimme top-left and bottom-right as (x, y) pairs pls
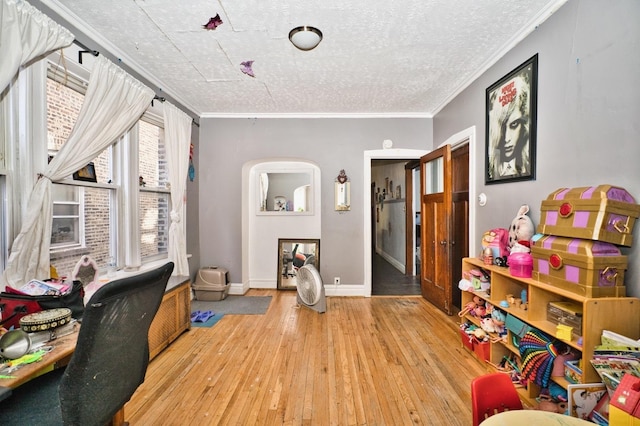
(297, 265), (321, 306)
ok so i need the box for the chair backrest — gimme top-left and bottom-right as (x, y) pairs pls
(471, 372), (523, 426)
(58, 262), (174, 425)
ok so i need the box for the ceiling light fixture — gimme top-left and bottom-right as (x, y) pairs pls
(289, 26), (323, 51)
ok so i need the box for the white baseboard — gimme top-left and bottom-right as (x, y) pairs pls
(230, 281), (251, 295)
(233, 281), (369, 297)
(377, 250), (405, 274)
(324, 283), (369, 297)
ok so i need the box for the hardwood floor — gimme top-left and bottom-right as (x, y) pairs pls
(125, 290), (487, 425)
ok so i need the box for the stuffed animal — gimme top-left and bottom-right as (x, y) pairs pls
(458, 295), (486, 318)
(480, 317), (501, 334)
(480, 304), (507, 335)
(508, 205), (535, 253)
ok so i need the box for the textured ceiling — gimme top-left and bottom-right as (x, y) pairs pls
(41, 0), (567, 117)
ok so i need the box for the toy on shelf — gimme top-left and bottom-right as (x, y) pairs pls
(458, 295), (486, 318)
(508, 204), (535, 253)
(480, 303), (507, 338)
(481, 228), (509, 265)
(461, 322), (489, 342)
(504, 290), (528, 310)
(467, 268), (490, 291)
(482, 247), (493, 265)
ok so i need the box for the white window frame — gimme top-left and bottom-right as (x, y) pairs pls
(50, 185), (84, 250)
(136, 114), (171, 263)
(46, 54), (119, 271)
(44, 44), (170, 273)
(0, 42), (172, 280)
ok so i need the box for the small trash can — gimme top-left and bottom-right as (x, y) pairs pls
(193, 267), (230, 301)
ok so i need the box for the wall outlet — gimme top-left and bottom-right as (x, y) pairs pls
(334, 277), (340, 285)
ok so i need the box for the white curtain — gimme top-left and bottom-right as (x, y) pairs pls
(3, 55), (154, 287)
(0, 0), (74, 93)
(164, 102), (192, 276)
(259, 173), (269, 211)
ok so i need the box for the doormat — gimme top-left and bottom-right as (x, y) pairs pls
(191, 295), (271, 317)
(191, 313), (224, 328)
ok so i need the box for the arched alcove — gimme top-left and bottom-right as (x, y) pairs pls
(241, 159), (321, 292)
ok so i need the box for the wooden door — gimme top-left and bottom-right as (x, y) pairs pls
(420, 144), (469, 314)
(420, 146), (451, 313)
(450, 145), (469, 311)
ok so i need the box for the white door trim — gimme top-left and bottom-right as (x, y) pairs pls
(363, 149), (429, 297)
(362, 126), (477, 297)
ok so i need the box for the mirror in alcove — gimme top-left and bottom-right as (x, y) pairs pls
(258, 172), (312, 213)
(277, 239), (320, 290)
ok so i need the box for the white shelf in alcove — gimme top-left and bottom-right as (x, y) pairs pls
(256, 210), (314, 216)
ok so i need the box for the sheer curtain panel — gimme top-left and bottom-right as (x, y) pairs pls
(164, 102), (192, 276)
(0, 0), (74, 92)
(3, 55), (154, 287)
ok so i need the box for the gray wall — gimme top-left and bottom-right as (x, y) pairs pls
(372, 160), (408, 268)
(194, 0), (640, 297)
(434, 0), (640, 296)
(197, 118), (433, 285)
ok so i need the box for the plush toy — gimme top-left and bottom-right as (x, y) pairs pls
(480, 304), (507, 335)
(480, 317), (501, 334)
(508, 205), (535, 253)
(458, 295), (486, 318)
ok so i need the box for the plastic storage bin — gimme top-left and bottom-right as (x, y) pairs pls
(508, 252), (533, 278)
(193, 267), (230, 301)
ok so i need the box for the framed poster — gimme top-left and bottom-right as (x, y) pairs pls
(485, 54), (538, 184)
(73, 162), (97, 183)
(567, 383), (607, 420)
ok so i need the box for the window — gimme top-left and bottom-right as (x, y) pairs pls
(51, 184), (81, 248)
(47, 60), (116, 276)
(138, 119), (170, 260)
(0, 42), (178, 281)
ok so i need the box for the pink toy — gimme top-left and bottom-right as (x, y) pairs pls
(458, 295), (486, 317)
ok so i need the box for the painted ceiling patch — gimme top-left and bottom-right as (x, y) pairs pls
(240, 61), (255, 78)
(203, 14), (223, 30)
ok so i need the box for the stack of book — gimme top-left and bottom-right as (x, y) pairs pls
(588, 330), (640, 424)
(591, 330), (640, 395)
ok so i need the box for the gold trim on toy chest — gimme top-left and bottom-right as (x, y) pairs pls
(538, 185), (640, 246)
(531, 235), (627, 297)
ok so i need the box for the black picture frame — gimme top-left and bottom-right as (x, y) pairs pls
(73, 162), (97, 182)
(277, 238), (320, 290)
(485, 54), (538, 184)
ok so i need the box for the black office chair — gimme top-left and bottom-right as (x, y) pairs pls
(0, 262), (174, 426)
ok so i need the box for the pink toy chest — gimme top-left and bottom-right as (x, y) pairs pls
(531, 235), (627, 297)
(537, 185), (640, 246)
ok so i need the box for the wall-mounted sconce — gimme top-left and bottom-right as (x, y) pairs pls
(335, 169), (350, 211)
